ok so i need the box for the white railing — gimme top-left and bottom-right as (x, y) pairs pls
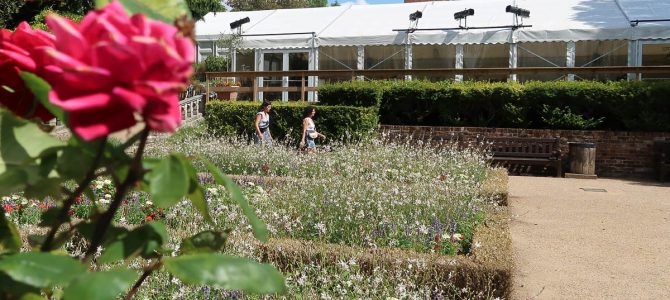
(179, 94), (204, 123)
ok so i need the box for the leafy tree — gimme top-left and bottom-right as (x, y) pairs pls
(0, 0), (23, 28)
(186, 0), (226, 21)
(0, 0), (93, 29)
(227, 0), (328, 11)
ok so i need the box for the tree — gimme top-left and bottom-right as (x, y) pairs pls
(186, 0), (226, 21)
(0, 0), (23, 28)
(0, 0), (93, 29)
(227, 0), (328, 11)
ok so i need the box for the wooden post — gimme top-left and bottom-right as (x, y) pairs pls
(252, 77), (258, 102)
(300, 74), (305, 102)
(205, 73), (210, 102)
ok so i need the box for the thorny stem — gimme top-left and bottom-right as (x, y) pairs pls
(41, 138), (107, 252)
(83, 128), (150, 261)
(124, 259), (163, 300)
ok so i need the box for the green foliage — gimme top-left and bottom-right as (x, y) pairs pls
(30, 9), (84, 31)
(204, 101), (379, 142)
(163, 254), (286, 293)
(0, 0), (92, 29)
(185, 0), (226, 21)
(0, 0), (24, 28)
(0, 252), (86, 288)
(62, 269), (138, 300)
(203, 55), (229, 72)
(96, 0), (191, 23)
(319, 80), (670, 131)
(0, 212), (21, 255)
(228, 0), (328, 11)
(317, 80), (386, 107)
(540, 105), (604, 130)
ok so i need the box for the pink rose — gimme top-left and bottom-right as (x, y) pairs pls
(0, 22), (56, 122)
(42, 1), (194, 140)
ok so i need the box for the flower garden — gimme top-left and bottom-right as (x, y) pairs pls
(2, 124), (511, 298)
(0, 0), (511, 299)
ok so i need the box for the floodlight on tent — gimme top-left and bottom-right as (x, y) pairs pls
(230, 17), (250, 34)
(454, 8), (474, 28)
(506, 5), (529, 27)
(454, 9), (474, 20)
(505, 5), (530, 18)
(409, 11), (423, 21)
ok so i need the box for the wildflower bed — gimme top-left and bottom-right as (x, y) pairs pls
(7, 124), (511, 298)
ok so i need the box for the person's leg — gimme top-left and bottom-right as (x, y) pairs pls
(263, 131), (272, 146)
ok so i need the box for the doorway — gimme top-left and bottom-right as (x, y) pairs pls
(261, 50), (311, 101)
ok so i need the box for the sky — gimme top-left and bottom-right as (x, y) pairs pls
(328, 0), (404, 5)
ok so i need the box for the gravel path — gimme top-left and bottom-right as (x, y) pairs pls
(509, 176), (670, 300)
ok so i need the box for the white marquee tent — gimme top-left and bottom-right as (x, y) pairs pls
(195, 0), (670, 100)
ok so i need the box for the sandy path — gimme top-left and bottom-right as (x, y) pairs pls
(509, 176), (670, 300)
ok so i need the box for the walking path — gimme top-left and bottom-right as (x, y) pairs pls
(509, 176), (670, 300)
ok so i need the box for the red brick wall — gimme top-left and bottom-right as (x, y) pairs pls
(380, 125), (670, 178)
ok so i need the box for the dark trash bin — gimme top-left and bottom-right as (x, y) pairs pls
(568, 142), (596, 176)
(653, 140), (670, 182)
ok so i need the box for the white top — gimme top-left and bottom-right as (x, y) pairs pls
(304, 118), (315, 132)
(196, 0), (670, 48)
(257, 111), (269, 129)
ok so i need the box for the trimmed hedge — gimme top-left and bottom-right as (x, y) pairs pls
(204, 101), (378, 142)
(317, 80), (386, 107)
(318, 80), (670, 131)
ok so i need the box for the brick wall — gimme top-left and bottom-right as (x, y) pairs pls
(380, 125), (670, 178)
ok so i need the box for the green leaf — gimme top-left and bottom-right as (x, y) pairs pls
(0, 252), (86, 288)
(98, 221), (168, 263)
(179, 230), (228, 255)
(24, 177), (63, 199)
(56, 146), (93, 181)
(204, 160), (268, 242)
(63, 269), (137, 300)
(95, 0), (112, 9)
(19, 72), (66, 122)
(38, 207), (69, 227)
(164, 254), (286, 294)
(115, 0), (191, 24)
(0, 212), (21, 255)
(0, 272), (41, 299)
(0, 109), (64, 195)
(145, 155), (190, 209)
(179, 156), (212, 223)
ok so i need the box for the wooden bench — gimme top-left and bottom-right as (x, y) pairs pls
(484, 137), (562, 177)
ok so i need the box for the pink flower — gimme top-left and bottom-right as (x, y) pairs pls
(0, 22), (56, 122)
(42, 1), (194, 140)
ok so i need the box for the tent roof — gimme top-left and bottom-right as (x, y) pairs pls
(195, 0), (670, 49)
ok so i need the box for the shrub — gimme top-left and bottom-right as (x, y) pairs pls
(319, 80), (670, 131)
(204, 101), (378, 143)
(318, 80), (387, 107)
(203, 55), (229, 72)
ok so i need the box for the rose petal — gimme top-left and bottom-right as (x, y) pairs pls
(46, 15), (88, 60)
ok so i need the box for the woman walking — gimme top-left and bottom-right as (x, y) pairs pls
(300, 106), (325, 152)
(255, 101), (273, 146)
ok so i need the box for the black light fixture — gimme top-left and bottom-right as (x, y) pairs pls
(409, 10), (423, 21)
(454, 8), (475, 20)
(505, 5), (530, 18)
(454, 8), (474, 28)
(230, 17), (250, 32)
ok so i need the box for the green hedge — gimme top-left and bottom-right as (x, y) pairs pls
(318, 80), (670, 131)
(204, 101), (379, 142)
(317, 81), (386, 107)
